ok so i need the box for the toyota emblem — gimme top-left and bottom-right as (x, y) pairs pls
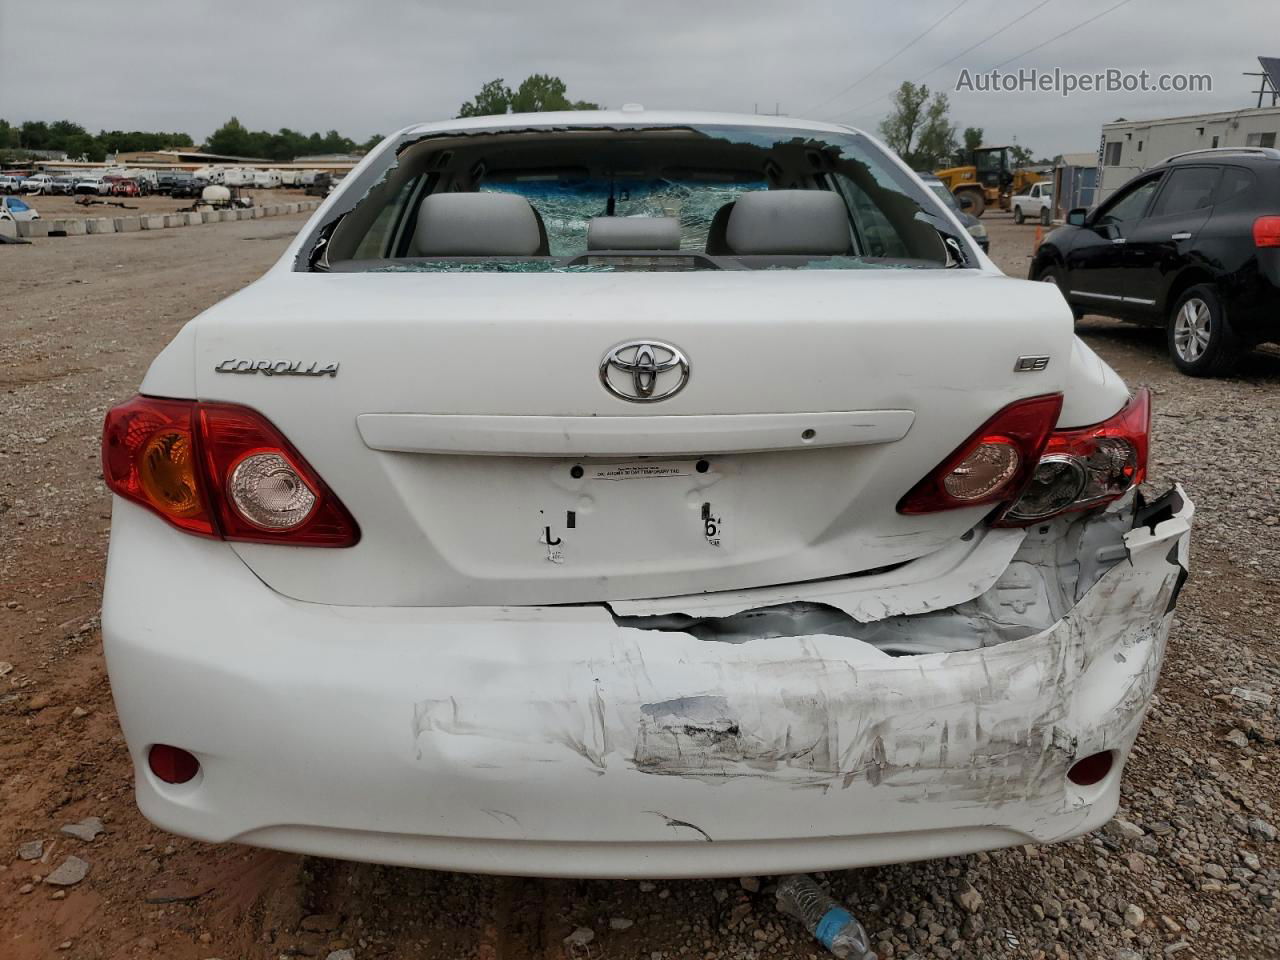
(599, 340), (690, 402)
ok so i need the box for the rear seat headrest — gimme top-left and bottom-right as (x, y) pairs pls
(723, 190), (851, 256)
(412, 192), (546, 257)
(587, 216), (681, 251)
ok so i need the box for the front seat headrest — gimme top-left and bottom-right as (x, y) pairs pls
(722, 190), (851, 256)
(412, 192), (547, 257)
(587, 216), (681, 251)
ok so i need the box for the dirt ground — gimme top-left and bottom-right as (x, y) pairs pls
(19, 188), (316, 222)
(1, 214), (1277, 960)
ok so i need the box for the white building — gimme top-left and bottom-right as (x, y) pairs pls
(1097, 105), (1280, 202)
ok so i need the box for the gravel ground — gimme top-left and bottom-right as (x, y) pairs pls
(0, 213), (1276, 960)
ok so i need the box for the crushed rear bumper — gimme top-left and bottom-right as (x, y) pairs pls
(102, 486), (1192, 878)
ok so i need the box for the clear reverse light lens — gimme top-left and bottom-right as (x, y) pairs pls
(1008, 455), (1088, 520)
(228, 452), (317, 530)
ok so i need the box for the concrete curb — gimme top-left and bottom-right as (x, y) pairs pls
(25, 197), (324, 240)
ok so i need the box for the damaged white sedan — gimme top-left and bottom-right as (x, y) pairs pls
(100, 110), (1193, 878)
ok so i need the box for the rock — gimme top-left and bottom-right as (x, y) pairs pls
(1159, 915), (1182, 934)
(739, 876), (761, 893)
(60, 816), (105, 842)
(1164, 941), (1191, 956)
(70, 706), (89, 719)
(1202, 862), (1227, 879)
(18, 883), (34, 894)
(638, 880), (656, 892)
(301, 914), (342, 933)
(26, 694), (51, 712)
(136, 936), (158, 950)
(17, 839), (43, 861)
(1223, 728), (1249, 748)
(1041, 897), (1063, 920)
(609, 918), (634, 931)
(1241, 850), (1261, 871)
(1150, 821), (1173, 836)
(1248, 817), (1277, 842)
(1230, 686), (1274, 707)
(563, 927), (595, 947)
(1125, 852), (1146, 874)
(43, 856), (90, 887)
(326, 952), (355, 960)
(1123, 904), (1145, 928)
(57, 942), (72, 952)
(1105, 818), (1145, 841)
(953, 880), (983, 914)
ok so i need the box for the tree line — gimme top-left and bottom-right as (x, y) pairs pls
(0, 117), (384, 164)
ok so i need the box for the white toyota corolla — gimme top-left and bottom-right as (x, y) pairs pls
(101, 110), (1193, 878)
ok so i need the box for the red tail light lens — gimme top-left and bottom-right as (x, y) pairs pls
(898, 394), (1063, 515)
(148, 744), (201, 784)
(1254, 216), (1280, 248)
(1002, 388), (1150, 525)
(103, 396), (359, 547)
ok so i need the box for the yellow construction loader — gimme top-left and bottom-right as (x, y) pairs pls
(934, 146), (1041, 217)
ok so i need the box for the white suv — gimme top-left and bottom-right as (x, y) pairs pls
(101, 111), (1192, 878)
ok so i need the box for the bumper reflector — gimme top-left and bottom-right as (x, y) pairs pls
(148, 744), (200, 784)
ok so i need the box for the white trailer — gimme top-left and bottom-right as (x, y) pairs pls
(1098, 105), (1280, 201)
(254, 169), (283, 189)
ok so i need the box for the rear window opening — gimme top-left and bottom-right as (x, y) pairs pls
(314, 124), (971, 272)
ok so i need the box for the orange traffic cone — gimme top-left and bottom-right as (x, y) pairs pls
(1034, 224), (1043, 252)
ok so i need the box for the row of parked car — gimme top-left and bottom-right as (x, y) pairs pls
(0, 171), (219, 199)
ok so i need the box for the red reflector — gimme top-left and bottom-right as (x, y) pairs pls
(148, 744), (200, 784)
(1067, 751), (1114, 786)
(1254, 216), (1280, 248)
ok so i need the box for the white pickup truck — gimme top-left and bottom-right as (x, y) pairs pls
(1013, 179), (1054, 225)
(100, 110), (1192, 878)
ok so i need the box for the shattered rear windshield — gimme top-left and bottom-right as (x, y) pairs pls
(313, 123), (970, 273)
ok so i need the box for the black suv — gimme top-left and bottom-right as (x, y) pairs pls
(1029, 147), (1280, 376)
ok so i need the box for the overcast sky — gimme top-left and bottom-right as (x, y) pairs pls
(1, 0), (1275, 157)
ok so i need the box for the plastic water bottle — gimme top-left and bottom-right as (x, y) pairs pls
(775, 874), (875, 959)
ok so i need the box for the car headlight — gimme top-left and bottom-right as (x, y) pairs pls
(966, 222), (988, 240)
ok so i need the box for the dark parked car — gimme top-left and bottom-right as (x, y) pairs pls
(1030, 147), (1280, 376)
(156, 172), (178, 195)
(170, 176), (201, 198)
(918, 173), (989, 253)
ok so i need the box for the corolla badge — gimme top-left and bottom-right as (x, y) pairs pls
(215, 359), (339, 377)
(599, 340), (689, 402)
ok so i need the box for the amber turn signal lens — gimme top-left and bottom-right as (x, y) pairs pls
(138, 430), (203, 518)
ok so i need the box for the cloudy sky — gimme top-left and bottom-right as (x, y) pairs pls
(2, 0), (1275, 157)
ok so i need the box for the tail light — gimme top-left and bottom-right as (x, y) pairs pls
(103, 396), (359, 546)
(1254, 216), (1280, 248)
(897, 394), (1063, 514)
(1001, 388), (1150, 525)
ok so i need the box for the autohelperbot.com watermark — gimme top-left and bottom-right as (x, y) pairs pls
(956, 67), (1213, 97)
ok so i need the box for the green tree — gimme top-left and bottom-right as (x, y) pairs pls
(206, 116), (255, 156)
(953, 126), (983, 164)
(1009, 144), (1036, 168)
(878, 82), (955, 170)
(458, 78), (515, 117)
(457, 75), (598, 118)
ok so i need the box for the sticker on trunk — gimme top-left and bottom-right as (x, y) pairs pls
(586, 461), (703, 482)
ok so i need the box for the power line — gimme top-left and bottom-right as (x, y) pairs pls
(837, 0), (1055, 122)
(805, 0), (971, 116)
(989, 0), (1134, 69)
(838, 0), (1135, 125)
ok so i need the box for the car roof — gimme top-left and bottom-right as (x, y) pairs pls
(398, 109), (861, 139)
(1161, 146), (1280, 167)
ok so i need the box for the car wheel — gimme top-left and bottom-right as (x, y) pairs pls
(1168, 284), (1245, 377)
(1040, 207), (1051, 226)
(1013, 206), (1025, 224)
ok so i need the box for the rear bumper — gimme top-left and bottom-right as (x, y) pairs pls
(102, 489), (1193, 878)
